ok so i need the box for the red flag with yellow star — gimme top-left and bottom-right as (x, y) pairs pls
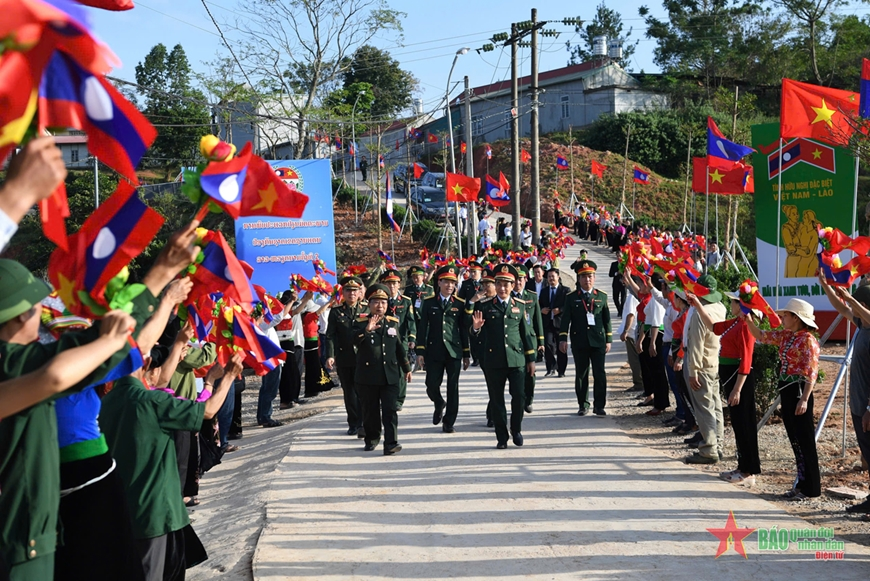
(692, 157), (753, 195)
(445, 171), (480, 203)
(780, 78), (858, 147)
(240, 155), (310, 218)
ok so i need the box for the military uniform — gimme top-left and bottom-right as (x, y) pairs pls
(379, 270), (416, 408)
(325, 276), (366, 435)
(353, 284), (411, 455)
(471, 264), (536, 448)
(515, 265), (545, 410)
(417, 265), (469, 431)
(560, 260), (612, 414)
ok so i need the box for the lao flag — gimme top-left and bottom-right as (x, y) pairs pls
(633, 167), (650, 185)
(385, 173), (400, 232)
(378, 155), (385, 169)
(188, 231), (256, 306)
(556, 155), (569, 171)
(199, 143), (252, 219)
(485, 173), (510, 207)
(38, 51), (156, 183)
(862, 59), (870, 118)
(233, 313), (285, 374)
(485, 144), (492, 159)
(187, 302), (215, 341)
(707, 117), (754, 168)
(48, 182), (164, 318)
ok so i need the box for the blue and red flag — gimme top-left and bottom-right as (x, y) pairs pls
(767, 138), (835, 179)
(485, 172), (510, 208)
(707, 117), (755, 168)
(47, 182), (164, 318)
(556, 155), (569, 170)
(861, 59), (870, 118)
(188, 231), (256, 306)
(199, 143), (252, 219)
(38, 51), (156, 183)
(385, 173), (400, 232)
(378, 154), (385, 169)
(335, 135), (342, 150)
(633, 167), (650, 185)
(485, 144), (492, 159)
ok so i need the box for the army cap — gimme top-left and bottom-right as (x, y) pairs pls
(406, 265), (425, 278)
(365, 284), (390, 301)
(494, 263), (519, 282)
(435, 265), (459, 281)
(0, 260), (51, 325)
(379, 269), (402, 283)
(515, 264), (529, 278)
(481, 268), (495, 283)
(339, 276), (363, 289)
(573, 260), (597, 274)
(467, 261), (483, 271)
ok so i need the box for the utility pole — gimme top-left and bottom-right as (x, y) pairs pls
(510, 22), (521, 249)
(725, 85), (740, 259)
(619, 124), (631, 214)
(530, 8), (541, 245)
(463, 75), (476, 256)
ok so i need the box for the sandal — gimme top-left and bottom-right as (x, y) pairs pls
(184, 497), (200, 507)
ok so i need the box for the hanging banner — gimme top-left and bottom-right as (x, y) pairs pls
(751, 122), (856, 312)
(235, 159), (336, 293)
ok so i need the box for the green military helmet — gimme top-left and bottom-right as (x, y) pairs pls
(0, 259), (51, 324)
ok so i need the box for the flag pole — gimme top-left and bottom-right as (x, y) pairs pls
(681, 131), (692, 232)
(775, 137), (784, 309)
(704, 165), (710, 242)
(620, 124), (631, 211)
(715, 192), (719, 245)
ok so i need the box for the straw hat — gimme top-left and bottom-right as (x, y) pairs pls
(776, 298), (817, 329)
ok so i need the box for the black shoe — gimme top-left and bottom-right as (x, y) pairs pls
(259, 419), (283, 428)
(396, 403), (403, 412)
(545, 371), (554, 377)
(496, 442), (508, 449)
(557, 373), (565, 378)
(578, 408), (587, 416)
(228, 432), (243, 440)
(363, 442), (377, 451)
(384, 443), (402, 455)
(846, 498), (870, 514)
(357, 427), (366, 439)
(486, 419), (494, 428)
(433, 404), (445, 425)
(442, 425), (455, 433)
(511, 431), (524, 447)
(524, 404), (533, 413)
(347, 427), (358, 436)
(685, 452), (718, 465)
(684, 432), (703, 444)
(593, 408), (606, 416)
(637, 399), (654, 407)
(471, 360), (479, 367)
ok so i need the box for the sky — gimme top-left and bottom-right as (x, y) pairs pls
(92, 0), (666, 111)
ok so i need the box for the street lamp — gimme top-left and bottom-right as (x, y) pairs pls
(445, 47), (469, 258)
(351, 90), (366, 225)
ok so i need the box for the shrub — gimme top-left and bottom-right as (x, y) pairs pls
(413, 219), (442, 250)
(491, 240), (512, 253)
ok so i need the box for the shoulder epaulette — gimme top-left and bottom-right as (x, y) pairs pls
(513, 297), (527, 305)
(356, 315), (369, 322)
(453, 296), (466, 304)
(424, 294), (437, 300)
(386, 315), (399, 323)
(566, 290), (579, 298)
(360, 300), (368, 306)
(401, 294), (412, 301)
(478, 296), (494, 304)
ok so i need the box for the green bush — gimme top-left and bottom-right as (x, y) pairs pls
(491, 240), (512, 254)
(413, 219), (442, 250)
(381, 204), (406, 228)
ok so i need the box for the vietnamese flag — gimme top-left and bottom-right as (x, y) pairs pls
(591, 160), (606, 178)
(460, 142), (467, 154)
(413, 162), (424, 179)
(521, 149), (531, 163)
(428, 133), (439, 143)
(240, 155), (309, 218)
(446, 172), (480, 203)
(692, 158), (753, 195)
(780, 78), (858, 147)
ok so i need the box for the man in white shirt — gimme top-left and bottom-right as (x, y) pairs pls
(478, 215), (490, 239)
(459, 205), (468, 235)
(618, 292), (644, 392)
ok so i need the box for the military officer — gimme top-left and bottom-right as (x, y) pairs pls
(515, 265), (545, 413)
(467, 267), (498, 428)
(416, 265), (470, 433)
(404, 265), (432, 370)
(457, 261), (484, 365)
(559, 259), (613, 416)
(353, 284), (412, 455)
(471, 264), (536, 449)
(325, 276), (366, 437)
(378, 269), (416, 411)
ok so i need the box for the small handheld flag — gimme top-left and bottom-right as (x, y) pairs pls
(485, 173), (510, 207)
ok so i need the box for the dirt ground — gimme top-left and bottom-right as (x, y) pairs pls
(606, 342), (870, 550)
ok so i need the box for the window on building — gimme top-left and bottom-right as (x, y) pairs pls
(70, 148), (79, 163)
(472, 115), (483, 137)
(561, 95), (570, 119)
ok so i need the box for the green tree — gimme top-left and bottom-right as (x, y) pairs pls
(566, 3), (637, 70)
(775, 0), (844, 85)
(817, 14), (870, 89)
(135, 44), (211, 168)
(341, 45), (417, 119)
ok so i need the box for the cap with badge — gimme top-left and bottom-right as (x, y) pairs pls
(494, 263), (519, 282)
(481, 268), (495, 284)
(406, 265), (425, 278)
(435, 265), (459, 281)
(467, 261), (483, 271)
(515, 264), (529, 278)
(365, 284), (390, 301)
(339, 275), (363, 289)
(379, 269), (402, 283)
(572, 259), (597, 275)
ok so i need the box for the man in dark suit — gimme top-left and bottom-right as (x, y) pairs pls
(608, 260), (626, 317)
(416, 265), (470, 433)
(539, 268), (569, 377)
(525, 263), (546, 297)
(560, 260), (612, 416)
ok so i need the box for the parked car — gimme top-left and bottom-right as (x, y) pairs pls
(411, 188), (456, 223)
(393, 163), (428, 193)
(419, 171), (445, 191)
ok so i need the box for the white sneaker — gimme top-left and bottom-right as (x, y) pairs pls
(724, 473), (755, 487)
(718, 469), (739, 481)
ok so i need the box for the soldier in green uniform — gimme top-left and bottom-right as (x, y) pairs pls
(0, 224), (199, 581)
(353, 284), (413, 455)
(471, 264), (536, 449)
(325, 276), (366, 437)
(378, 269), (416, 410)
(416, 265), (470, 433)
(515, 265), (545, 413)
(457, 261), (483, 365)
(466, 268), (498, 427)
(403, 266), (432, 372)
(559, 259), (613, 416)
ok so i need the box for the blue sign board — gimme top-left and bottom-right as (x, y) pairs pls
(235, 159), (336, 294)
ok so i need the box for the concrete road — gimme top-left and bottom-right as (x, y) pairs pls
(251, 242), (870, 580)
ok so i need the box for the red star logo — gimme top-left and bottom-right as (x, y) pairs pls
(707, 511), (756, 558)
